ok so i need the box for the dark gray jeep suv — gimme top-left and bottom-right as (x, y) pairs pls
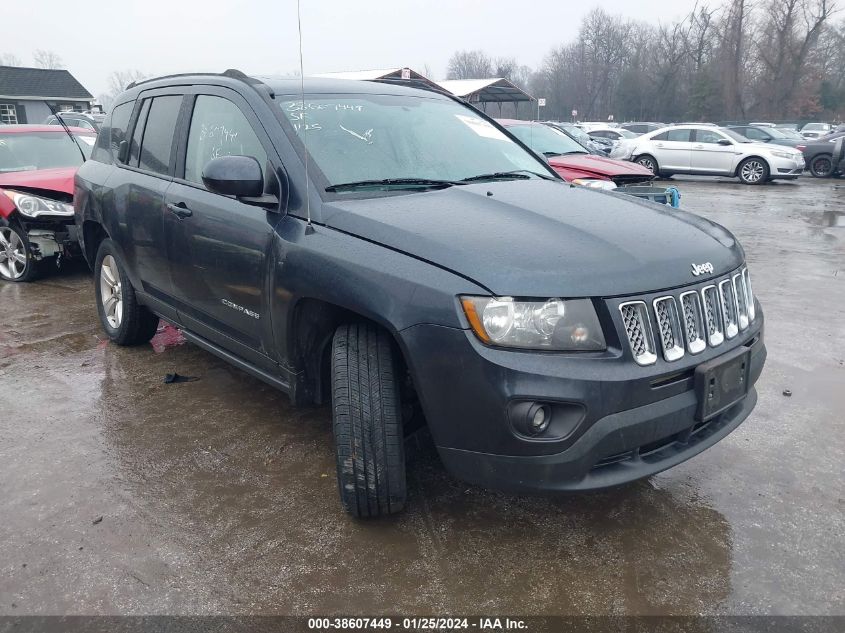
(75, 71), (766, 517)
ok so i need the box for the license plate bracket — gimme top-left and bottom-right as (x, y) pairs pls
(694, 346), (751, 421)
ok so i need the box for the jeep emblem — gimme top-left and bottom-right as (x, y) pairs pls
(691, 262), (714, 276)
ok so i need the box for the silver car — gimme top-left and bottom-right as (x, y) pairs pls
(612, 125), (805, 185)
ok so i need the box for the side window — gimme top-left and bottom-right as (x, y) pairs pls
(666, 129), (692, 142)
(109, 102), (133, 160)
(129, 99), (151, 167)
(184, 95), (268, 186)
(138, 95), (182, 176)
(695, 129), (726, 144)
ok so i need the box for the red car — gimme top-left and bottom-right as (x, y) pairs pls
(497, 119), (654, 189)
(0, 124), (94, 282)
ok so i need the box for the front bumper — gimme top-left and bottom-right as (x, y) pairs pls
(769, 154), (805, 178)
(400, 305), (765, 493)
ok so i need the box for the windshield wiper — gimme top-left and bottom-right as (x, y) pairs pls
(461, 170), (553, 183)
(325, 178), (460, 192)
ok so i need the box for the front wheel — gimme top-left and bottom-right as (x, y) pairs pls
(809, 154), (834, 178)
(94, 239), (159, 346)
(331, 323), (406, 518)
(738, 157), (769, 185)
(0, 222), (44, 282)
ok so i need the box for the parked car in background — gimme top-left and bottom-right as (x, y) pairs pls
(613, 125), (805, 184)
(0, 125), (94, 281)
(44, 112), (104, 132)
(498, 119), (653, 188)
(587, 127), (638, 142)
(75, 73), (765, 518)
(545, 122), (611, 155)
(726, 125), (804, 148)
(800, 122), (833, 139)
(620, 122), (665, 135)
(797, 130), (845, 177)
(774, 127), (806, 141)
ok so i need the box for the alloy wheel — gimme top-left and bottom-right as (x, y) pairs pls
(812, 157), (833, 177)
(100, 255), (123, 328)
(0, 227), (28, 280)
(741, 160), (764, 183)
(637, 157), (656, 173)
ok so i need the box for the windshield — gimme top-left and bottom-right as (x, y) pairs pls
(506, 123), (588, 156)
(617, 129), (637, 139)
(555, 124), (592, 145)
(277, 95), (550, 189)
(763, 127), (790, 139)
(803, 123), (827, 131)
(721, 128), (751, 143)
(0, 131), (94, 173)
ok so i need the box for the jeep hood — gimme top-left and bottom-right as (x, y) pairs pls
(321, 180), (743, 297)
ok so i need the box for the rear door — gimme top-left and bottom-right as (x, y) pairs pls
(164, 87), (280, 368)
(104, 91), (183, 315)
(649, 128), (693, 172)
(690, 128), (737, 174)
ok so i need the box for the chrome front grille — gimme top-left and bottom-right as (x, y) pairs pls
(618, 267), (756, 365)
(619, 301), (657, 366)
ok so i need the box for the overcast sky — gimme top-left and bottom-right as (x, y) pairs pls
(4, 0), (701, 98)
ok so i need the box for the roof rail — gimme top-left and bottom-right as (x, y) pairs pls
(125, 69), (274, 99)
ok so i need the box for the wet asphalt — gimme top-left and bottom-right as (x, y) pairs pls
(0, 176), (843, 616)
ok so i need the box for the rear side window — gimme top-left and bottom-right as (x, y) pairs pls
(138, 95), (182, 175)
(654, 129), (692, 142)
(129, 99), (151, 166)
(184, 95), (267, 185)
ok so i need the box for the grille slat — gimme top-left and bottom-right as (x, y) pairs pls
(619, 301), (657, 366)
(701, 285), (725, 347)
(719, 278), (739, 339)
(653, 296), (684, 361)
(680, 291), (706, 354)
(732, 273), (750, 331)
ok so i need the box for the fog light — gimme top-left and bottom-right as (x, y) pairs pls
(527, 404), (550, 434)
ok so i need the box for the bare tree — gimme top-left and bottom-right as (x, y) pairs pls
(0, 53), (22, 66)
(33, 50), (64, 69)
(107, 70), (149, 99)
(446, 50), (493, 79)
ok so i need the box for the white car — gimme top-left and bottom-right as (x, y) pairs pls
(611, 125), (805, 185)
(587, 127), (638, 142)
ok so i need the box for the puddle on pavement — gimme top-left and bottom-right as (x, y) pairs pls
(802, 209), (845, 228)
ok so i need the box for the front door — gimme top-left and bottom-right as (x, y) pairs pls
(690, 129), (737, 174)
(164, 90), (280, 366)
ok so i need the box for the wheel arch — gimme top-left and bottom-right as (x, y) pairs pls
(82, 220), (110, 268)
(288, 297), (412, 407)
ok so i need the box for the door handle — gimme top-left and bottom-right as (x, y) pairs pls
(167, 202), (193, 219)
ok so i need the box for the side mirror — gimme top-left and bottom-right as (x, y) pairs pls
(117, 140), (129, 163)
(717, 138), (733, 146)
(202, 155), (265, 198)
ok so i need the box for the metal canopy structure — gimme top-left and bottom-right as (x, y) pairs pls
(313, 68), (442, 92)
(435, 78), (534, 117)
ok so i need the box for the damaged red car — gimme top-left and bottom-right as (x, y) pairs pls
(0, 124), (94, 282)
(497, 119), (654, 189)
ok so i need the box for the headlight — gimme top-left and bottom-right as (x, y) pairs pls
(571, 178), (617, 190)
(770, 150), (798, 160)
(2, 190), (73, 218)
(460, 296), (606, 351)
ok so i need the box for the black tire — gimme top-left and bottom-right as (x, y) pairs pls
(94, 238), (159, 346)
(809, 154), (834, 178)
(635, 154), (658, 175)
(737, 157), (769, 185)
(331, 323), (406, 518)
(0, 221), (44, 283)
